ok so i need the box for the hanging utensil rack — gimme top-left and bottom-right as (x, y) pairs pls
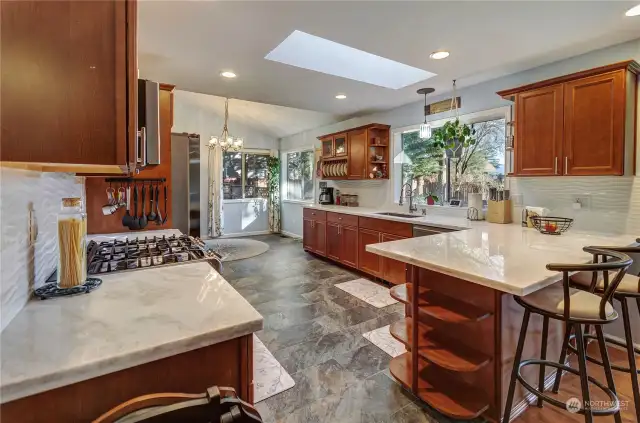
(104, 177), (166, 183)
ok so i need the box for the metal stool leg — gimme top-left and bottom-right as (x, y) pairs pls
(622, 298), (640, 422)
(595, 325), (622, 423)
(553, 323), (573, 394)
(575, 324), (593, 423)
(537, 316), (549, 407)
(502, 309), (531, 423)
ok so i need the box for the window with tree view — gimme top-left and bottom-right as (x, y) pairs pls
(399, 117), (505, 205)
(223, 151), (269, 200)
(285, 150), (314, 201)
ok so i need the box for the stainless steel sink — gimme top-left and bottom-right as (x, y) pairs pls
(375, 212), (423, 218)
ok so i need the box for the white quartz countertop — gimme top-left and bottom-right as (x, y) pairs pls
(366, 223), (637, 297)
(0, 261), (263, 403)
(304, 204), (475, 230)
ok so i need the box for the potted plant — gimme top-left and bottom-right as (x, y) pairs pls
(426, 193), (439, 206)
(431, 118), (477, 158)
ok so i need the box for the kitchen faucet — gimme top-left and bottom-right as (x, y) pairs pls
(399, 183), (418, 213)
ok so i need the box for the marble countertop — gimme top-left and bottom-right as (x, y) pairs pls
(0, 261), (263, 403)
(304, 204), (474, 230)
(366, 223), (637, 297)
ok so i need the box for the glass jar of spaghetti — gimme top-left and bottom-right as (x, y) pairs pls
(57, 198), (87, 288)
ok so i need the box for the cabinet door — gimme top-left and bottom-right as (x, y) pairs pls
(326, 223), (341, 261)
(340, 225), (358, 269)
(0, 0), (136, 169)
(334, 133), (348, 157)
(314, 220), (327, 256)
(515, 84), (564, 176)
(321, 137), (334, 158)
(347, 129), (367, 179)
(358, 228), (382, 276)
(564, 70), (626, 176)
(380, 233), (408, 285)
(303, 218), (314, 251)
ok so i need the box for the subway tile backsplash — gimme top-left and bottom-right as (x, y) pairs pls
(508, 176), (640, 234)
(0, 168), (84, 331)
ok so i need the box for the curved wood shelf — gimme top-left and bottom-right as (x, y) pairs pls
(322, 156), (348, 162)
(390, 284), (492, 323)
(389, 353), (489, 420)
(390, 318), (491, 373)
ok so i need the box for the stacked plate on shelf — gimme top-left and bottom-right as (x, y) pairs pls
(322, 161), (347, 178)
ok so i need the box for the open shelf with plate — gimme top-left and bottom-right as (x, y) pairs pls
(386, 268), (496, 421)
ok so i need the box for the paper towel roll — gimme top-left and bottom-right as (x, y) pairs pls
(468, 193), (484, 220)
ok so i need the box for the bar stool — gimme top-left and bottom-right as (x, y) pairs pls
(502, 247), (632, 423)
(553, 241), (640, 422)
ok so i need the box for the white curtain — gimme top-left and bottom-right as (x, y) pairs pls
(207, 144), (224, 238)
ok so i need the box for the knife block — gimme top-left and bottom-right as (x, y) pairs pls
(486, 200), (512, 224)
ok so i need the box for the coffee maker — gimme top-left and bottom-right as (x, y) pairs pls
(319, 187), (334, 205)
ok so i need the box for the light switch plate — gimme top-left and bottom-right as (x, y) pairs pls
(574, 195), (591, 211)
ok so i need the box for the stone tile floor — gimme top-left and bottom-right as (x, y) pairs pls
(224, 235), (485, 423)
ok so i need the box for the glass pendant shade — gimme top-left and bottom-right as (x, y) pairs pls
(419, 122), (432, 139)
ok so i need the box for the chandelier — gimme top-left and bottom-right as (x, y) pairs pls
(208, 98), (243, 152)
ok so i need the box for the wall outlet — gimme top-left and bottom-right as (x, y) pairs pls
(573, 195), (591, 211)
(511, 193), (524, 207)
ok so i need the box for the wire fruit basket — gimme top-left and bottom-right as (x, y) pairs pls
(530, 216), (574, 235)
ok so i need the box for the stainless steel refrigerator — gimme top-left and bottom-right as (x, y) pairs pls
(171, 133), (200, 237)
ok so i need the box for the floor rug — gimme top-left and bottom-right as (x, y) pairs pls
(253, 335), (295, 403)
(204, 238), (269, 262)
(363, 325), (407, 358)
(334, 278), (399, 308)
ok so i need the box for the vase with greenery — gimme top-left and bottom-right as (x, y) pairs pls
(266, 156), (281, 234)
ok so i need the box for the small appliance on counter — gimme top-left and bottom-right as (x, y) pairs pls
(319, 187), (334, 205)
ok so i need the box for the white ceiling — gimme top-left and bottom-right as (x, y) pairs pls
(175, 90), (341, 139)
(138, 1), (640, 121)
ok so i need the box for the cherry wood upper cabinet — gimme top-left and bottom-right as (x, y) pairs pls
(0, 0), (137, 174)
(515, 84), (564, 176)
(498, 60), (639, 177)
(347, 129), (367, 179)
(318, 123), (390, 180)
(564, 70), (625, 176)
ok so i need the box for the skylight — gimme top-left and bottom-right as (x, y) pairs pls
(265, 30), (436, 90)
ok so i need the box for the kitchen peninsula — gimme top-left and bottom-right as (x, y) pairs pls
(0, 236), (263, 423)
(366, 223), (637, 421)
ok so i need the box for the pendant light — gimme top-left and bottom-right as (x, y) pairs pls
(417, 88), (435, 139)
(208, 98), (243, 152)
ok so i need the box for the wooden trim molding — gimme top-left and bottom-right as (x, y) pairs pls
(159, 83), (176, 92)
(317, 123), (390, 140)
(0, 161), (127, 174)
(497, 60), (640, 99)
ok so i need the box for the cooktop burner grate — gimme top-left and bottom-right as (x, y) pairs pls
(87, 234), (220, 275)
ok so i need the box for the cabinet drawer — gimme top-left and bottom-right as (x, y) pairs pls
(327, 212), (358, 227)
(358, 216), (412, 238)
(303, 208), (326, 221)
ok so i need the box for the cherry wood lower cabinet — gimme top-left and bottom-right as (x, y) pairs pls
(303, 209), (412, 284)
(0, 335), (254, 423)
(380, 233), (409, 284)
(388, 268), (564, 422)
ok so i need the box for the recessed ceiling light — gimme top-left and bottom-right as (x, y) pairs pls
(220, 71), (237, 78)
(429, 51), (450, 60)
(265, 30), (436, 89)
(335, 94), (347, 99)
(626, 4), (640, 16)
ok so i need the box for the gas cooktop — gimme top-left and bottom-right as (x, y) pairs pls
(87, 234), (221, 275)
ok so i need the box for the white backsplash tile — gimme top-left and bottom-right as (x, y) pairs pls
(0, 168), (84, 331)
(508, 176), (640, 234)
